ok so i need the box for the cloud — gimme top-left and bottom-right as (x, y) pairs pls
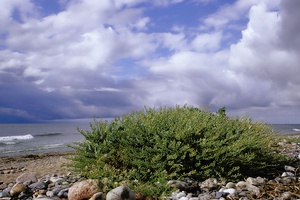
(202, 0), (280, 30)
(1, 0), (300, 123)
(2, 0), (156, 81)
(229, 2), (300, 109)
(151, 0), (184, 7)
(0, 71), (143, 122)
(139, 0), (300, 123)
(0, 0), (36, 31)
(278, 0), (300, 52)
(1, 0), (157, 122)
(191, 31), (222, 52)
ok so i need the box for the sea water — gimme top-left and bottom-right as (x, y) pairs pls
(270, 124), (300, 135)
(0, 123), (300, 157)
(0, 123), (90, 157)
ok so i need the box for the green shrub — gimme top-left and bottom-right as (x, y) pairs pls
(69, 105), (285, 197)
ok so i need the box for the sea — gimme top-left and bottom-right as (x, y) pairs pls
(0, 123), (91, 157)
(0, 123), (300, 157)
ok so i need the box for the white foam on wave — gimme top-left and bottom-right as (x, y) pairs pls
(0, 134), (34, 142)
(292, 128), (300, 132)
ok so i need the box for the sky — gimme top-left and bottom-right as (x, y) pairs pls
(0, 0), (300, 124)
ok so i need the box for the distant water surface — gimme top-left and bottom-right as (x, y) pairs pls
(0, 124), (90, 157)
(0, 123), (299, 157)
(270, 124), (300, 135)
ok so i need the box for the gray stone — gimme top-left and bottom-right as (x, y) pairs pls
(179, 197), (188, 200)
(223, 188), (236, 195)
(176, 191), (186, 199)
(90, 192), (104, 200)
(236, 181), (247, 190)
(238, 191), (247, 197)
(167, 180), (188, 190)
(106, 186), (135, 200)
(225, 182), (236, 189)
(0, 190), (10, 198)
(255, 177), (266, 186)
(33, 195), (54, 200)
(282, 192), (292, 200)
(50, 176), (64, 183)
(16, 172), (38, 185)
(215, 191), (225, 198)
(29, 181), (47, 190)
(2, 185), (12, 194)
(198, 193), (211, 200)
(57, 188), (69, 198)
(282, 177), (296, 184)
(46, 190), (55, 197)
(45, 185), (68, 198)
(200, 178), (218, 192)
(282, 172), (294, 177)
(18, 191), (30, 199)
(246, 185), (260, 196)
(284, 165), (296, 172)
(246, 177), (257, 186)
(171, 190), (180, 200)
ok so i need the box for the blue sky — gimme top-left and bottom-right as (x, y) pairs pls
(0, 0), (300, 124)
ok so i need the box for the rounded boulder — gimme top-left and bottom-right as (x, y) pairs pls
(68, 179), (100, 200)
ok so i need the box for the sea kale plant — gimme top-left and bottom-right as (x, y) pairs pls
(69, 105), (285, 197)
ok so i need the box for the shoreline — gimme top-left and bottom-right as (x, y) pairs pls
(0, 151), (76, 184)
(0, 150), (75, 159)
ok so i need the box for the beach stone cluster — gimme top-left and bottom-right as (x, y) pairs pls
(0, 171), (136, 200)
(167, 170), (300, 200)
(0, 137), (300, 200)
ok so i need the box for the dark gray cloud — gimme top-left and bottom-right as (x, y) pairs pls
(279, 0), (300, 51)
(0, 72), (142, 122)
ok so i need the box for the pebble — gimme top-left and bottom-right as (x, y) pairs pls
(282, 172), (295, 177)
(236, 181), (247, 190)
(223, 188), (236, 195)
(106, 185), (135, 200)
(29, 181), (47, 189)
(284, 165), (296, 172)
(225, 182), (235, 188)
(90, 192), (104, 200)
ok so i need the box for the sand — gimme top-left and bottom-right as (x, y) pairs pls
(0, 151), (75, 184)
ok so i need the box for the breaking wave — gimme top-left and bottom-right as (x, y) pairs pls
(0, 134), (34, 144)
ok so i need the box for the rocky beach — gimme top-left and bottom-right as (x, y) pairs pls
(1, 135), (300, 200)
